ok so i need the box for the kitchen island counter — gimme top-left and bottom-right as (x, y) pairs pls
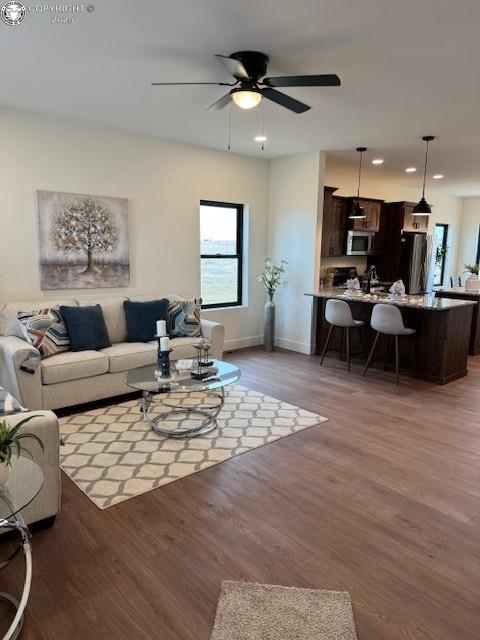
(307, 288), (474, 384)
(436, 287), (480, 355)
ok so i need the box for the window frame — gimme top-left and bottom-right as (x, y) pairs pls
(200, 199), (244, 309)
(476, 225), (480, 265)
(434, 223), (449, 287)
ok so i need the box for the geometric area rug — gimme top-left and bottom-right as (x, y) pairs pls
(59, 385), (327, 510)
(210, 581), (358, 640)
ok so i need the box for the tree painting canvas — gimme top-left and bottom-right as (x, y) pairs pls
(37, 190), (130, 290)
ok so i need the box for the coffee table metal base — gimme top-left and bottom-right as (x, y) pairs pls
(141, 387), (225, 438)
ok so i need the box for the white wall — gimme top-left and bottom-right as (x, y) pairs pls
(324, 162), (464, 287)
(0, 108), (270, 349)
(268, 152), (325, 354)
(457, 197), (480, 275)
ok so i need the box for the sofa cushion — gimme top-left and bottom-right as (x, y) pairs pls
(60, 305), (112, 351)
(123, 299), (169, 342)
(41, 350), (109, 385)
(101, 342), (157, 373)
(0, 299), (77, 338)
(77, 297), (127, 343)
(169, 336), (205, 359)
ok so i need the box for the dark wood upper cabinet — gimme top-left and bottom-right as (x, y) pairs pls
(371, 201), (429, 280)
(322, 187), (346, 257)
(345, 197), (383, 232)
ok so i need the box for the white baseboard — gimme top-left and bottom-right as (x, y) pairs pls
(224, 335), (263, 351)
(274, 336), (316, 355)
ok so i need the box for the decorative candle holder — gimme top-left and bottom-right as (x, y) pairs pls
(191, 340), (214, 380)
(156, 336), (173, 378)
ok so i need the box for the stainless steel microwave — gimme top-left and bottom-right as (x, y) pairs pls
(346, 230), (376, 255)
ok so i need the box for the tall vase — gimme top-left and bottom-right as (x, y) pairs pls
(264, 293), (275, 352)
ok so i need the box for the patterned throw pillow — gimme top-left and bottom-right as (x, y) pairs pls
(17, 307), (70, 358)
(167, 298), (202, 338)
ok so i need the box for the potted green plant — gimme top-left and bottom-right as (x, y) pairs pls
(0, 416), (44, 486)
(464, 264), (480, 293)
(258, 258), (287, 352)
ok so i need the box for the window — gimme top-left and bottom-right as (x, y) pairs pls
(200, 200), (244, 308)
(433, 223), (449, 287)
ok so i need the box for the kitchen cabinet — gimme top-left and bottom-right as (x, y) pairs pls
(346, 198), (383, 231)
(403, 202), (429, 232)
(322, 187), (346, 257)
(371, 201), (429, 281)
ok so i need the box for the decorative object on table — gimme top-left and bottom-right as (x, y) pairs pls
(0, 457), (44, 640)
(210, 581), (357, 640)
(346, 277), (360, 291)
(37, 190), (129, 290)
(389, 279), (406, 296)
(167, 298), (202, 337)
(464, 264), (480, 293)
(192, 340), (214, 379)
(123, 298), (169, 342)
(412, 135), (435, 215)
(0, 415), (43, 487)
(155, 336), (172, 378)
(60, 304), (112, 351)
(17, 307), (70, 358)
(59, 382), (327, 508)
(258, 258), (287, 352)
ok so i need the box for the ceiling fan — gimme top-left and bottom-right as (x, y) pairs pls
(151, 51), (341, 114)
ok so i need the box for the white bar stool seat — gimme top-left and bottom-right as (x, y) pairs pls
(363, 303), (416, 385)
(321, 299), (366, 372)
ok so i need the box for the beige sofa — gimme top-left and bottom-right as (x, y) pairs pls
(0, 294), (224, 410)
(1, 409), (61, 528)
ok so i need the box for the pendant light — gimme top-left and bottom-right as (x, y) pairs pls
(412, 135), (434, 215)
(349, 147), (367, 219)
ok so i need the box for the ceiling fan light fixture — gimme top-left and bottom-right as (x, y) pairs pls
(231, 89), (262, 109)
(254, 134), (267, 142)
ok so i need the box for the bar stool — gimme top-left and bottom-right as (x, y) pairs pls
(363, 303), (416, 386)
(320, 299), (366, 373)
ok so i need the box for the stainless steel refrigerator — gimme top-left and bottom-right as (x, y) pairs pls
(398, 232), (433, 294)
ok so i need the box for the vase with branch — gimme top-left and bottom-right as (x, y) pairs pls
(258, 258), (287, 352)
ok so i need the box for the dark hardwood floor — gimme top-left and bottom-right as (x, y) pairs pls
(1, 347), (480, 639)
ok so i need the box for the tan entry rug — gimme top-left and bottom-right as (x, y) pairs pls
(210, 581), (358, 640)
(59, 385), (327, 509)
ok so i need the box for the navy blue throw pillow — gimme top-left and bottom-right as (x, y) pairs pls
(60, 305), (111, 352)
(123, 299), (169, 342)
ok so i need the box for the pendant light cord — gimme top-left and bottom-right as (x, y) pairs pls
(422, 138), (429, 198)
(357, 149), (363, 201)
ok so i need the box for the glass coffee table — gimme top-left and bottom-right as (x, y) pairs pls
(0, 457), (44, 640)
(125, 359), (241, 438)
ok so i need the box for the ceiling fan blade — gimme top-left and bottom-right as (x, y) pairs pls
(151, 81), (232, 86)
(263, 74), (341, 88)
(261, 87), (310, 113)
(215, 54), (249, 80)
(207, 92), (232, 111)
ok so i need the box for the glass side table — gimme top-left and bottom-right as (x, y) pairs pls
(0, 457), (44, 640)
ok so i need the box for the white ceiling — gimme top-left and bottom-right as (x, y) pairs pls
(2, 0), (480, 195)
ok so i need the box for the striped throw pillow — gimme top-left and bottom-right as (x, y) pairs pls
(18, 307), (70, 358)
(167, 298), (202, 338)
